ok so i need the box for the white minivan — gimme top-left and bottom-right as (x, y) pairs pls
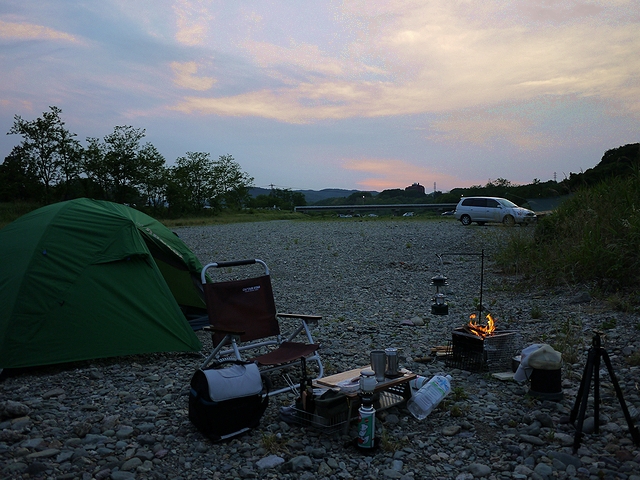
(454, 197), (537, 226)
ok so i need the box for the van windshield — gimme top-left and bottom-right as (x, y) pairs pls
(497, 198), (518, 208)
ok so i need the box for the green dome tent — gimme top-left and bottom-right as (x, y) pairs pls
(0, 198), (203, 369)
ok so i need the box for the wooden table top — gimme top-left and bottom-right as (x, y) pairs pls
(315, 367), (416, 396)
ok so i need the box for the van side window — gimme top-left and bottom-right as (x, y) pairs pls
(486, 199), (499, 208)
(462, 198), (486, 207)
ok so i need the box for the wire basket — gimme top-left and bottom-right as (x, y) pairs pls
(287, 407), (349, 435)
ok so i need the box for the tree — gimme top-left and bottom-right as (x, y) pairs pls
(84, 125), (164, 205)
(7, 106), (82, 203)
(0, 146), (43, 201)
(211, 154), (254, 210)
(486, 178), (513, 189)
(136, 143), (168, 210)
(252, 187), (306, 210)
(56, 127), (84, 200)
(167, 152), (216, 213)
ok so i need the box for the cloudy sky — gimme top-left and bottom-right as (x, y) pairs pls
(1, 1), (638, 192)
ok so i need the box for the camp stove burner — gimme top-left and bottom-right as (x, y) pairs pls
(446, 327), (520, 372)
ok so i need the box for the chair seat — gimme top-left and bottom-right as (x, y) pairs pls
(251, 342), (319, 366)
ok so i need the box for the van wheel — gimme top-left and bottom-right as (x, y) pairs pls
(460, 215), (472, 226)
(503, 215), (515, 226)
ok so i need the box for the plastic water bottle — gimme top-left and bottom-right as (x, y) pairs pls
(407, 374), (452, 420)
(409, 375), (428, 391)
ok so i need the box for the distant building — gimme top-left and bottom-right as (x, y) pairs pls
(405, 183), (425, 195)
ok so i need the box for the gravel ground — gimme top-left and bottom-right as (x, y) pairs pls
(1, 218), (640, 480)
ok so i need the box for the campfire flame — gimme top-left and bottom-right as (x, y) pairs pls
(467, 313), (496, 338)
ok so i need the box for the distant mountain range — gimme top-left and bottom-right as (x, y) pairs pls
(249, 187), (375, 203)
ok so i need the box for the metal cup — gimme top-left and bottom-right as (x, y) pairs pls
(370, 350), (386, 382)
(385, 347), (399, 376)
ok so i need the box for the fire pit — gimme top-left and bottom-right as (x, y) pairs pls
(446, 314), (521, 372)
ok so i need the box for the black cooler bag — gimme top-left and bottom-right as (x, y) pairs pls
(189, 361), (268, 442)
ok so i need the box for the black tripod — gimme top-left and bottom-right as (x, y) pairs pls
(570, 331), (640, 452)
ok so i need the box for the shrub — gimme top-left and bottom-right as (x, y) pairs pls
(496, 172), (640, 295)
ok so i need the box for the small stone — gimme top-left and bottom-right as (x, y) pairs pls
(534, 462), (553, 477)
(121, 457), (142, 471)
(519, 434), (545, 446)
(553, 432), (574, 447)
(548, 451), (582, 468)
(0, 430), (26, 443)
(287, 455), (312, 471)
(42, 387), (66, 398)
(535, 413), (554, 428)
(443, 425), (461, 436)
(384, 413), (400, 425)
(115, 426), (134, 440)
(111, 472), (135, 480)
(468, 463), (491, 477)
(73, 422), (92, 438)
(26, 448), (60, 459)
(455, 474), (473, 480)
(256, 455), (285, 470)
(381, 469), (402, 479)
(3, 400), (30, 417)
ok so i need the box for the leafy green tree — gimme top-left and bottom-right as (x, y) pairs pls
(136, 143), (168, 210)
(7, 106), (82, 203)
(0, 146), (43, 201)
(167, 152), (216, 213)
(83, 137), (110, 198)
(252, 187), (306, 210)
(56, 128), (84, 200)
(84, 126), (164, 205)
(211, 154), (254, 209)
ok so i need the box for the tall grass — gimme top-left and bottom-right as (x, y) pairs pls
(495, 172), (640, 294)
(0, 201), (42, 229)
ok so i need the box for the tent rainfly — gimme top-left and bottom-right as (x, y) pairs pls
(0, 198), (204, 369)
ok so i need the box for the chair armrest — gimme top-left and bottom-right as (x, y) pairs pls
(277, 313), (322, 324)
(203, 326), (246, 336)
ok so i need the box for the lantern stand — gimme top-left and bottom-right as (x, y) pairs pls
(434, 249), (485, 318)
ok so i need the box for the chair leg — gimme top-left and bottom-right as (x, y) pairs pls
(265, 353), (324, 397)
(200, 335), (241, 369)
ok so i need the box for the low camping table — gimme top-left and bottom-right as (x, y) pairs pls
(314, 367), (416, 434)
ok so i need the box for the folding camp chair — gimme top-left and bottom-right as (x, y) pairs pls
(199, 259), (323, 396)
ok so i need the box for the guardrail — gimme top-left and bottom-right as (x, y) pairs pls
(294, 203), (457, 214)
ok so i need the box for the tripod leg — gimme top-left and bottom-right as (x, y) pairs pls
(593, 347), (601, 434)
(601, 349), (640, 446)
(572, 347), (596, 452)
(570, 346), (592, 424)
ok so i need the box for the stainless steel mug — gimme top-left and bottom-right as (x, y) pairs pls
(385, 347), (399, 376)
(370, 350), (386, 382)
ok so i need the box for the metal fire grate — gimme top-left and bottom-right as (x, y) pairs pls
(445, 328), (521, 372)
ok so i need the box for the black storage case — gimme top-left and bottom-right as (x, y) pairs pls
(188, 362), (268, 442)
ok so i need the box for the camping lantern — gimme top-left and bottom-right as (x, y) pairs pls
(359, 369), (376, 394)
(430, 273), (449, 315)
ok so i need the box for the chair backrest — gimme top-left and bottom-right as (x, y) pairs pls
(203, 274), (280, 346)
